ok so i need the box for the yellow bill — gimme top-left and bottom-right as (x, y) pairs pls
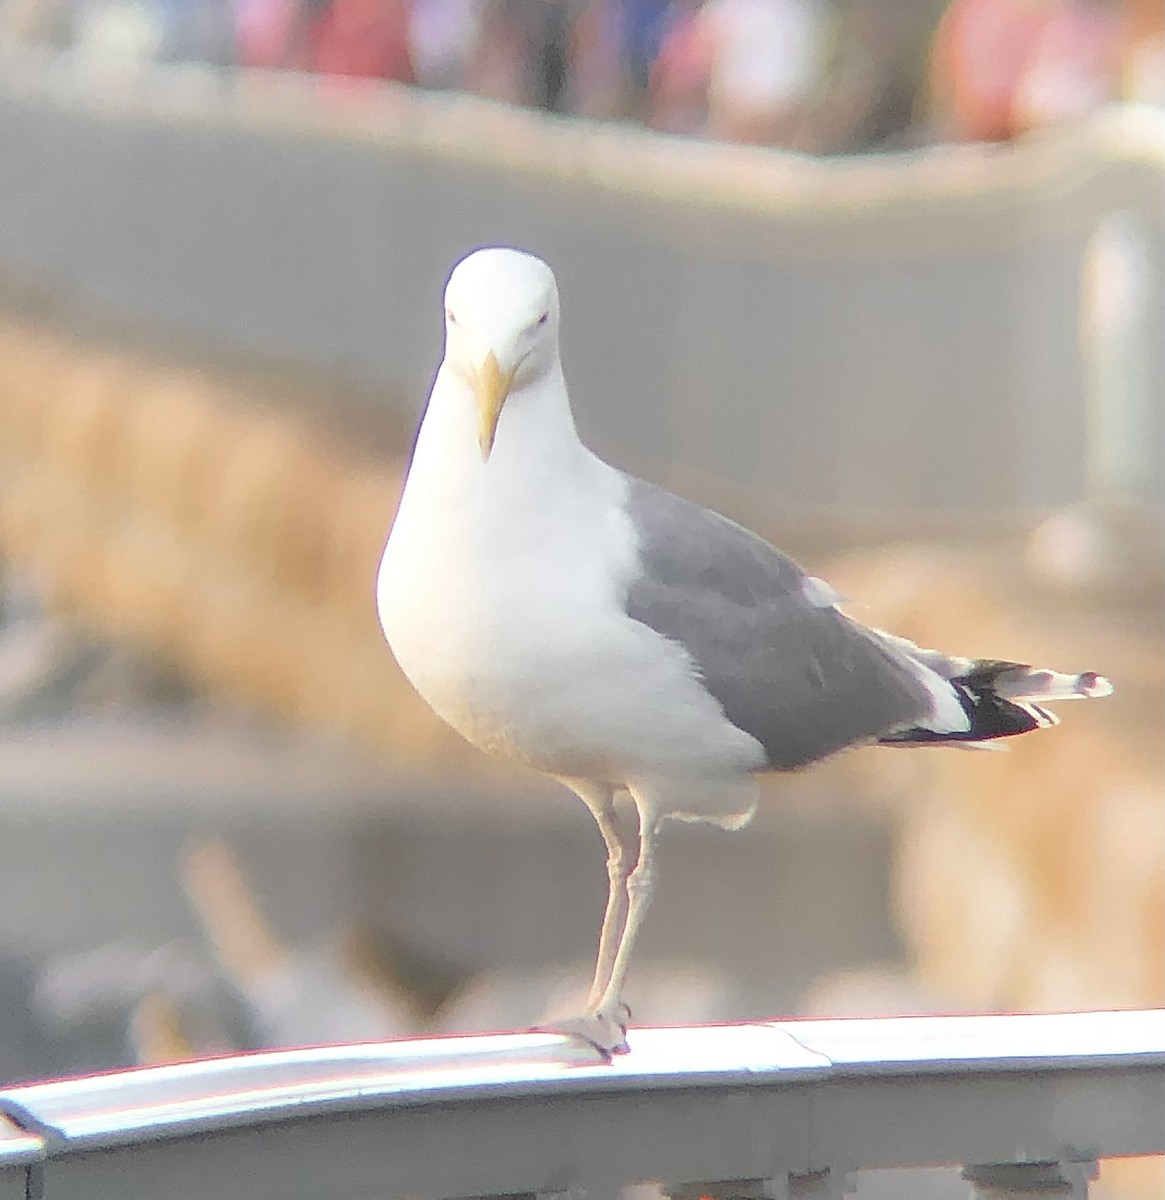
(474, 351), (518, 461)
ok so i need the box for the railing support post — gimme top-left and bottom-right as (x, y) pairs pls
(963, 1160), (1099, 1200)
(665, 1168), (855, 1200)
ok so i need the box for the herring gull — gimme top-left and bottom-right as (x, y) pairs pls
(377, 247), (1113, 1055)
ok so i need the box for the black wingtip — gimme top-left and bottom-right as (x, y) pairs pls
(879, 660), (1057, 747)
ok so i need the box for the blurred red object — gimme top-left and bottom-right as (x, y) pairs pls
(649, 2), (715, 134)
(929, 0), (1051, 142)
(307, 0), (416, 81)
(930, 0), (1123, 143)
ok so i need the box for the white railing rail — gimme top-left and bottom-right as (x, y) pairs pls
(2, 1009), (1163, 1200)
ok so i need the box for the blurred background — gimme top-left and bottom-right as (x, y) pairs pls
(0, 2), (1162, 1194)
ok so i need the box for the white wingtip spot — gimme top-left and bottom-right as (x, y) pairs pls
(801, 575), (843, 609)
(1077, 672), (1114, 698)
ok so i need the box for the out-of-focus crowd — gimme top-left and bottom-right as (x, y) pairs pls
(2, 0), (1162, 151)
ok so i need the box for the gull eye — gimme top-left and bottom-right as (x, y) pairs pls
(536, 312), (549, 327)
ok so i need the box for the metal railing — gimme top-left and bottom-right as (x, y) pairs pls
(2, 1009), (1163, 1200)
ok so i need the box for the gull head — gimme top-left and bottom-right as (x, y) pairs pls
(443, 247), (561, 460)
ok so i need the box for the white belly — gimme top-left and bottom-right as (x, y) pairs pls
(377, 460), (763, 782)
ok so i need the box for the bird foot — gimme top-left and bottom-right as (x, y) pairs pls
(538, 1006), (631, 1057)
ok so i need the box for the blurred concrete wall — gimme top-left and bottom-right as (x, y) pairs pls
(0, 54), (1162, 525)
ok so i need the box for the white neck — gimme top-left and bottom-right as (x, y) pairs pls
(407, 358), (586, 506)
(381, 353), (623, 627)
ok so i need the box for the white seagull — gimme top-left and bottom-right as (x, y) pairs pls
(377, 247), (1113, 1055)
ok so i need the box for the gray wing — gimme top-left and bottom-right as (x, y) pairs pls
(621, 476), (933, 770)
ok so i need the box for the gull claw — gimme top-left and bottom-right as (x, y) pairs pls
(538, 1009), (631, 1057)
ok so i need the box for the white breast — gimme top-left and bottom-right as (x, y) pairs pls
(377, 370), (763, 781)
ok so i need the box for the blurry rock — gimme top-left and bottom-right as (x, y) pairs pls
(0, 607), (101, 720)
(238, 948), (416, 1047)
(339, 922), (473, 1027)
(0, 569), (203, 720)
(33, 939), (252, 1070)
(181, 839), (417, 1048)
(131, 989), (197, 1065)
